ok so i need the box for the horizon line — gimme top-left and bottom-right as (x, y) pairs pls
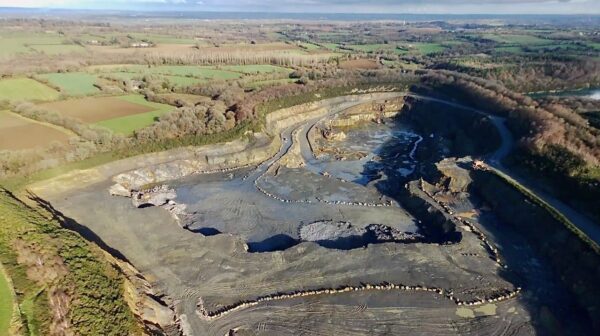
(1, 7), (600, 16)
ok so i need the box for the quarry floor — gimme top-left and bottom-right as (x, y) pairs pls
(32, 94), (585, 335)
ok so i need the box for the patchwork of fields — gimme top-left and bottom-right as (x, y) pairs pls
(0, 63), (296, 146)
(39, 95), (173, 135)
(325, 42), (451, 55)
(0, 31), (88, 58)
(0, 111), (73, 150)
(478, 33), (600, 55)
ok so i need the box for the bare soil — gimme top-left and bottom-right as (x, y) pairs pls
(0, 111), (71, 150)
(40, 97), (153, 123)
(339, 59), (381, 70)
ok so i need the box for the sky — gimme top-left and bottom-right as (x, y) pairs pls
(0, 0), (599, 14)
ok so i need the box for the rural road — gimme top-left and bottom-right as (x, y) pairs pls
(408, 94), (600, 245)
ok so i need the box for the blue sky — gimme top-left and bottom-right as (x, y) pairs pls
(0, 0), (599, 14)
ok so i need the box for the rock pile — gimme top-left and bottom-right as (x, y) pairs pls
(365, 224), (421, 242)
(196, 281), (521, 320)
(418, 179), (503, 266)
(132, 185), (177, 208)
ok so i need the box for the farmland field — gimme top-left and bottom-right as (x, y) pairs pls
(127, 33), (202, 44)
(344, 43), (394, 53)
(298, 42), (322, 50)
(36, 72), (100, 96)
(481, 34), (550, 45)
(339, 59), (380, 69)
(0, 111), (72, 150)
(494, 46), (525, 54)
(219, 64), (292, 74)
(0, 32), (65, 58)
(89, 64), (244, 80)
(164, 75), (206, 87)
(39, 95), (173, 135)
(411, 42), (446, 55)
(94, 95), (173, 134)
(0, 78), (60, 102)
(30, 44), (87, 55)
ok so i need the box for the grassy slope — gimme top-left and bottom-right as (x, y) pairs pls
(0, 265), (13, 336)
(0, 189), (138, 335)
(36, 72), (100, 96)
(0, 78), (60, 101)
(94, 95), (173, 135)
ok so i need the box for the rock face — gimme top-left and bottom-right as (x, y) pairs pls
(435, 158), (473, 193)
(107, 93), (404, 197)
(110, 133), (278, 193)
(109, 183), (131, 197)
(365, 224), (419, 242)
(299, 221), (421, 249)
(132, 185), (177, 208)
(128, 185), (189, 225)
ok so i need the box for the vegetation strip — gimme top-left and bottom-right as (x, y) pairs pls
(0, 189), (139, 335)
(0, 263), (16, 336)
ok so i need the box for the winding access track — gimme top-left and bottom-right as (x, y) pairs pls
(406, 94), (600, 246)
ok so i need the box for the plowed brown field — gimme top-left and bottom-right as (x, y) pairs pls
(0, 111), (72, 150)
(40, 96), (153, 123)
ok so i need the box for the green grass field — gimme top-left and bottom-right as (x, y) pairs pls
(164, 75), (206, 87)
(90, 64), (244, 81)
(0, 267), (13, 336)
(481, 34), (550, 45)
(127, 33), (200, 44)
(101, 72), (142, 81)
(30, 44), (86, 55)
(149, 66), (241, 79)
(94, 95), (173, 135)
(494, 46), (525, 54)
(0, 32), (65, 58)
(298, 42), (322, 50)
(344, 44), (392, 53)
(219, 64), (292, 74)
(0, 78), (60, 101)
(411, 43), (446, 55)
(37, 72), (100, 96)
(586, 42), (600, 51)
(321, 43), (342, 51)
